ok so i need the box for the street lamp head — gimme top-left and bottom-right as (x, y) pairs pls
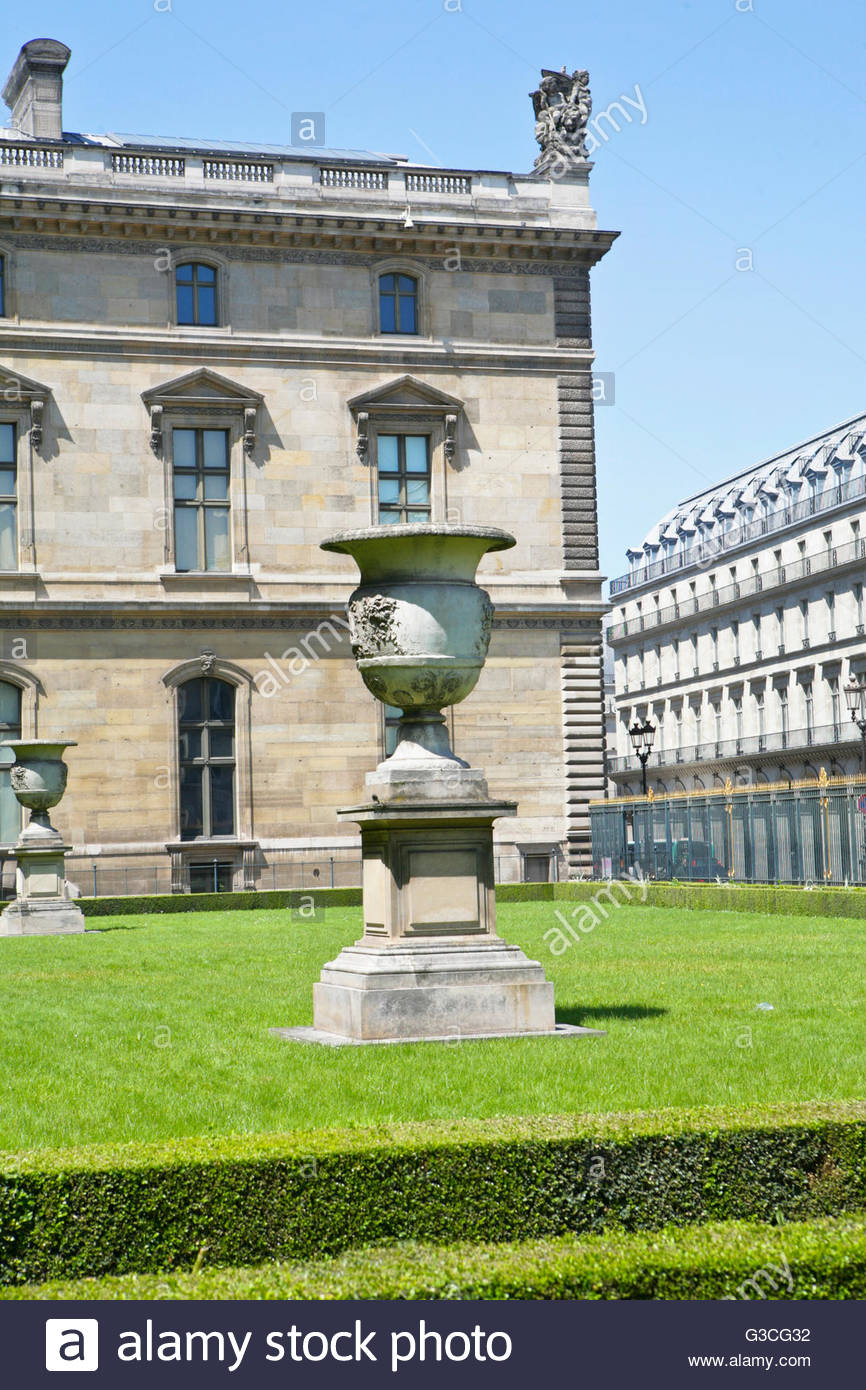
(629, 717), (656, 755)
(845, 676), (865, 718)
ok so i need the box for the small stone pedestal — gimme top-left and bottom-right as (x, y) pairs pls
(0, 739), (84, 937)
(0, 838), (85, 936)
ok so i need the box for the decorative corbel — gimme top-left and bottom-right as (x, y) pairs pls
(149, 404), (163, 456)
(243, 407), (257, 456)
(30, 399), (44, 453)
(200, 650), (216, 674)
(444, 413), (457, 462)
(356, 411), (369, 462)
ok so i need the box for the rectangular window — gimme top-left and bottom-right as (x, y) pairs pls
(0, 255), (5, 316)
(803, 682), (814, 740)
(377, 434), (430, 523)
(0, 423), (16, 571)
(776, 606), (785, 649)
(826, 589), (836, 632)
(189, 861), (234, 893)
(732, 620), (740, 663)
(732, 694), (743, 744)
(801, 599), (810, 645)
(0, 679), (22, 844)
(755, 690), (765, 745)
(173, 428), (230, 572)
(856, 583), (864, 631)
(779, 687), (789, 742)
(829, 676), (841, 735)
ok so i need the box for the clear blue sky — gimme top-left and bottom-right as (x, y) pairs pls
(7, 0), (866, 583)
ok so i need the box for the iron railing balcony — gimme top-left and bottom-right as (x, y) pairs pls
(608, 534), (866, 643)
(608, 720), (855, 775)
(609, 474), (865, 603)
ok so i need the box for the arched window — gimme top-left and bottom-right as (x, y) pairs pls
(0, 680), (22, 843)
(176, 262), (218, 326)
(178, 676), (235, 839)
(378, 273), (417, 334)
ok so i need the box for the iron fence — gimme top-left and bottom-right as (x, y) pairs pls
(589, 773), (866, 885)
(0, 848), (545, 900)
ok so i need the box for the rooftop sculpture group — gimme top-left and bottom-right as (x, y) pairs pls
(530, 67), (592, 170)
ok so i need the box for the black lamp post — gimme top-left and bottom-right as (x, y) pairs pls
(844, 675), (866, 773)
(628, 717), (656, 796)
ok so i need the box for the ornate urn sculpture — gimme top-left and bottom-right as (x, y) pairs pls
(286, 524), (558, 1043)
(0, 740), (85, 936)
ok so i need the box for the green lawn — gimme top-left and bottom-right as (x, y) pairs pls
(0, 902), (863, 1151)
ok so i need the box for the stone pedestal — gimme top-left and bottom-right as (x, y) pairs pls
(302, 769), (556, 1042)
(0, 840), (85, 936)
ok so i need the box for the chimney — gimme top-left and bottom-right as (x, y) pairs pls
(2, 38), (71, 141)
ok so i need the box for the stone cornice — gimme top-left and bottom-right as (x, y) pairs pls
(0, 606), (604, 631)
(0, 192), (617, 267)
(0, 322), (595, 372)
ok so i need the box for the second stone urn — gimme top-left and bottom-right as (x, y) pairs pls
(287, 523), (558, 1044)
(0, 740), (85, 936)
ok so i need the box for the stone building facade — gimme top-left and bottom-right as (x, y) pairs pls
(0, 39), (616, 891)
(608, 411), (866, 794)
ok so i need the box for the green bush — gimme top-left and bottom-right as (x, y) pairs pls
(79, 886), (362, 917)
(554, 880), (866, 920)
(78, 878), (866, 920)
(0, 1102), (863, 1285)
(5, 1216), (864, 1300)
(495, 882), (554, 902)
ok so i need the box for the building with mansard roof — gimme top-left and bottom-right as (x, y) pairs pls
(607, 411), (866, 795)
(0, 38), (616, 893)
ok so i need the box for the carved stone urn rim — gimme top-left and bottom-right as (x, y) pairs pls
(321, 523), (516, 553)
(0, 740), (78, 757)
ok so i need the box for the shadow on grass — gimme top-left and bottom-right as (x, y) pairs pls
(83, 922), (151, 934)
(556, 1003), (667, 1026)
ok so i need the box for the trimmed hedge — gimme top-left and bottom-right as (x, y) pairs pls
(79, 886), (363, 917)
(554, 879), (866, 920)
(77, 878), (866, 921)
(5, 1216), (864, 1301)
(0, 1102), (863, 1286)
(80, 883), (547, 918)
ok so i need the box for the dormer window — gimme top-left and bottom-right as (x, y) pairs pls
(378, 273), (417, 334)
(176, 262), (218, 326)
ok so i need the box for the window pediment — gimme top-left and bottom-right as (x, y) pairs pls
(142, 370), (263, 456)
(0, 365), (52, 453)
(349, 376), (463, 463)
(348, 375), (463, 416)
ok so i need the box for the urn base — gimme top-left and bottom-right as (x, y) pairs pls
(0, 898), (85, 936)
(310, 939), (555, 1041)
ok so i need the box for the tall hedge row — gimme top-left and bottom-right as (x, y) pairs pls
(1, 1104), (863, 1285)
